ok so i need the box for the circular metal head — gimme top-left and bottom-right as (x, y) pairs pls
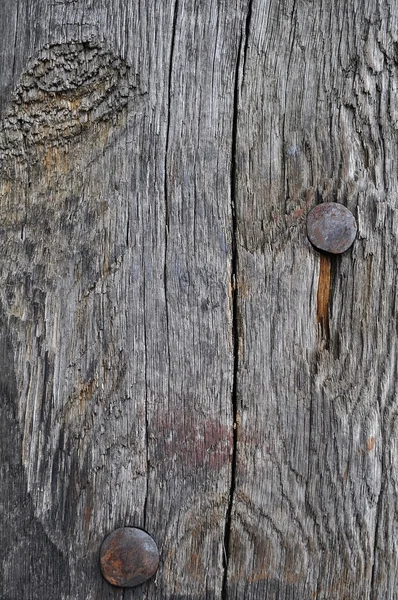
(306, 202), (357, 254)
(100, 527), (159, 588)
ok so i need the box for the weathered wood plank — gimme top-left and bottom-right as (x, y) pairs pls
(3, 0), (398, 598)
(228, 0), (398, 598)
(0, 1), (244, 598)
(144, 1), (244, 598)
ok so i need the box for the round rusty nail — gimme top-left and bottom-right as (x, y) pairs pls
(306, 202), (357, 254)
(100, 527), (159, 588)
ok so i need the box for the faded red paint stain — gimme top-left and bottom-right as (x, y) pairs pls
(366, 436), (375, 452)
(158, 418), (233, 470)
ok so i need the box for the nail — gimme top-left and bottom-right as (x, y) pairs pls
(306, 202), (357, 254)
(100, 527), (159, 588)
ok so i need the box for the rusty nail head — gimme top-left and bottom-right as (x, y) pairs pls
(100, 527), (159, 588)
(306, 202), (357, 254)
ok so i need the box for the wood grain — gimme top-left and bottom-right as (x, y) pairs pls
(228, 0), (398, 599)
(1, 0), (398, 599)
(0, 1), (243, 598)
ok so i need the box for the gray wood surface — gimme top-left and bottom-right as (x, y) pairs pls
(0, 1), (397, 599)
(229, 1), (398, 598)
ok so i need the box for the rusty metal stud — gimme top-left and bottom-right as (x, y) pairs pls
(306, 202), (357, 254)
(100, 527), (159, 588)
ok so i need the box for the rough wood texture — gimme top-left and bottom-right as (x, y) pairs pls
(1, 1), (397, 599)
(0, 2), (244, 599)
(229, 1), (398, 599)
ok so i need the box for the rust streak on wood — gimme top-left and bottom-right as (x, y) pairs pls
(317, 253), (331, 343)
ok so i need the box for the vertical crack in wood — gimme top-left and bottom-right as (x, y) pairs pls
(146, 0), (179, 527)
(222, 2), (252, 597)
(316, 254), (331, 348)
(164, 0), (178, 320)
(11, 0), (20, 79)
(241, 0), (253, 89)
(143, 261), (150, 528)
(221, 37), (240, 596)
(281, 0), (297, 214)
(164, 0), (179, 432)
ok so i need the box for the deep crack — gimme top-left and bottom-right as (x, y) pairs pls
(221, 0), (252, 594)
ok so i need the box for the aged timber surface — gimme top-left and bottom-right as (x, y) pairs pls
(0, 2), (243, 599)
(229, 1), (398, 599)
(1, 1), (398, 599)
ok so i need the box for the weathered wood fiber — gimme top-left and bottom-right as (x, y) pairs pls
(228, 1), (398, 599)
(0, 1), (243, 598)
(1, 1), (398, 599)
